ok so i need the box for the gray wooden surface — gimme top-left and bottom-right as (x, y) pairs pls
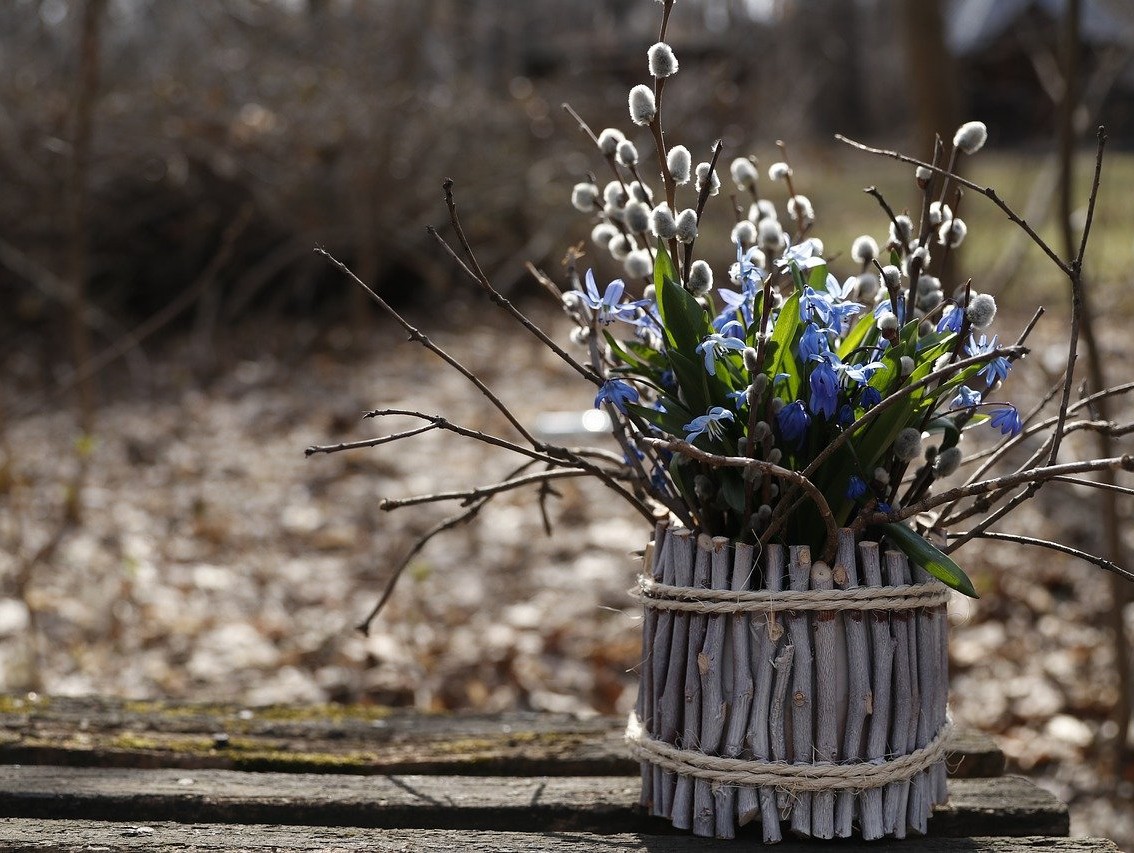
(0, 821), (1115, 852)
(0, 695), (1116, 851)
(0, 766), (1071, 838)
(0, 695), (1004, 777)
(0, 821), (1122, 852)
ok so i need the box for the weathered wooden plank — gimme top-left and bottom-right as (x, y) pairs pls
(0, 695), (628, 776)
(0, 767), (1068, 838)
(0, 695), (1003, 778)
(0, 821), (1117, 852)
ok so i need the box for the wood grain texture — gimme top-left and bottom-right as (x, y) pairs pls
(0, 821), (1120, 853)
(0, 766), (1068, 837)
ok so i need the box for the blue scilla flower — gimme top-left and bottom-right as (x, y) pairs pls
(683, 406), (735, 443)
(950, 385), (983, 410)
(838, 357), (886, 386)
(966, 334), (1011, 384)
(989, 403), (1023, 436)
(594, 379), (639, 414)
(846, 474), (868, 500)
(774, 237), (825, 271)
(797, 322), (832, 362)
(808, 358), (840, 419)
(696, 321), (747, 375)
(727, 388), (749, 411)
(937, 304), (964, 334)
(776, 400), (810, 447)
(732, 242), (766, 289)
(860, 386), (882, 409)
(582, 269), (638, 325)
(837, 403), (856, 427)
(799, 285), (833, 325)
(820, 273), (864, 330)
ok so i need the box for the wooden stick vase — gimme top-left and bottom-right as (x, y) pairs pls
(628, 522), (952, 842)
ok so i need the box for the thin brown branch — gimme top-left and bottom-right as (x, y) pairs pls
(315, 248), (540, 446)
(641, 436), (838, 560)
(305, 423), (438, 458)
(432, 180), (603, 386)
(378, 468), (597, 511)
(866, 454), (1134, 531)
(953, 530), (1134, 584)
(836, 133), (1073, 277)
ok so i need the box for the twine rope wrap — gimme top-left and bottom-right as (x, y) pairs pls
(632, 576), (950, 614)
(625, 712), (953, 792)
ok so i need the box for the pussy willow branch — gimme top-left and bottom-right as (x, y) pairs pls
(940, 417), (1134, 530)
(837, 128), (1108, 479)
(315, 248), (540, 446)
(378, 468), (602, 511)
(423, 185), (657, 522)
(954, 530), (1134, 584)
(683, 139), (725, 285)
(641, 436), (839, 561)
(836, 134), (1072, 277)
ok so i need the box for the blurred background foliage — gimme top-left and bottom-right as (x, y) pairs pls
(2, 0), (1133, 368)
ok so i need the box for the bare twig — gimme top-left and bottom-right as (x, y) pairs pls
(316, 248), (542, 446)
(640, 436), (838, 559)
(866, 454), (1134, 530)
(378, 468), (598, 511)
(952, 530), (1134, 584)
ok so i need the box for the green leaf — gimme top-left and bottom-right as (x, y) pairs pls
(883, 522), (979, 598)
(656, 260), (711, 355)
(768, 291), (800, 376)
(603, 331), (658, 373)
(625, 401), (690, 439)
(654, 239), (679, 290)
(806, 262), (829, 290)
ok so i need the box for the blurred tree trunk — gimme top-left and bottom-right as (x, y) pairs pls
(63, 0), (107, 523)
(897, 0), (961, 157)
(813, 0), (867, 137)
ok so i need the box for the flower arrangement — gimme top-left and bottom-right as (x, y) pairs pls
(309, 0), (1134, 632)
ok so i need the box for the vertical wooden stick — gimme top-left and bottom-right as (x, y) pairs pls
(768, 641), (795, 841)
(716, 541), (755, 837)
(639, 521), (669, 810)
(694, 537), (731, 838)
(655, 528), (693, 818)
(744, 543), (785, 841)
(859, 541), (895, 841)
(883, 550), (913, 838)
(811, 558), (838, 839)
(671, 535), (712, 830)
(835, 529), (869, 837)
(934, 592), (950, 803)
(786, 545), (814, 837)
(910, 564), (936, 832)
